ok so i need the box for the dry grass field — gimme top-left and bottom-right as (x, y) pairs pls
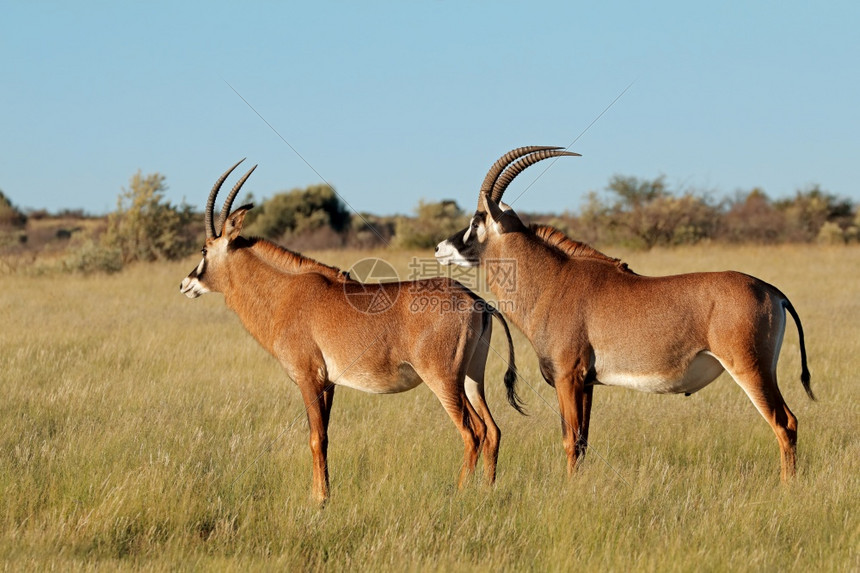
(1, 244), (858, 570)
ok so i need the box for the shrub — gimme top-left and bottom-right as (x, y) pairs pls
(102, 171), (196, 263)
(0, 190), (27, 229)
(600, 176), (719, 248)
(62, 240), (124, 274)
(816, 221), (845, 245)
(0, 229), (27, 249)
(776, 185), (852, 242)
(393, 200), (468, 249)
(244, 184), (351, 241)
(346, 213), (395, 249)
(720, 188), (786, 243)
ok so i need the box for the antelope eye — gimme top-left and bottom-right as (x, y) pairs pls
(201, 248), (207, 257)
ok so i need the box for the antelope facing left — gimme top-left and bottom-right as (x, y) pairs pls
(180, 160), (523, 504)
(436, 146), (815, 482)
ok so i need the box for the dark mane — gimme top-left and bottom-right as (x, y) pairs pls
(245, 237), (350, 282)
(530, 224), (635, 274)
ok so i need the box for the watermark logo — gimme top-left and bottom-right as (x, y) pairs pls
(342, 256), (518, 315)
(407, 257), (517, 294)
(485, 259), (518, 294)
(407, 258), (478, 289)
(343, 258), (400, 314)
(405, 257), (517, 315)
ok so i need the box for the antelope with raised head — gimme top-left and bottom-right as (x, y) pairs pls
(180, 160), (523, 503)
(435, 146), (814, 481)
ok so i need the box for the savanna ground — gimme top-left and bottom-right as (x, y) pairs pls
(1, 244), (858, 571)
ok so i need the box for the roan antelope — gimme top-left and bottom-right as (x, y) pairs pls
(180, 160), (523, 503)
(435, 146), (814, 481)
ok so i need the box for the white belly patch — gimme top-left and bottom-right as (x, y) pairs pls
(596, 351), (725, 394)
(324, 355), (424, 394)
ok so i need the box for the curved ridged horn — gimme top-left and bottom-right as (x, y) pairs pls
(218, 164), (258, 234)
(478, 146), (561, 207)
(491, 149), (581, 203)
(206, 158), (245, 238)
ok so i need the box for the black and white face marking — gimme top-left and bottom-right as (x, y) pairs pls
(179, 248), (211, 298)
(435, 211), (486, 267)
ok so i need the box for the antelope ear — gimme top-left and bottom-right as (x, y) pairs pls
(481, 194), (525, 234)
(481, 193), (506, 225)
(500, 201), (527, 230)
(222, 204), (253, 241)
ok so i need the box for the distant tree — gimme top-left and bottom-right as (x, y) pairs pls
(347, 212), (396, 249)
(244, 184), (351, 242)
(720, 188), (785, 243)
(607, 174), (668, 207)
(0, 190), (27, 229)
(816, 221), (845, 245)
(776, 185), (853, 242)
(572, 191), (613, 245)
(102, 171), (196, 263)
(603, 175), (718, 248)
(394, 200), (468, 249)
(846, 211), (860, 243)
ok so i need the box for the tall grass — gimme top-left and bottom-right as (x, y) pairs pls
(1, 245), (858, 570)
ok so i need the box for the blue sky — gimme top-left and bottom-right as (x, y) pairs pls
(2, 1), (858, 216)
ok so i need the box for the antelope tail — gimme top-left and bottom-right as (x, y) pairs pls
(487, 304), (527, 415)
(784, 298), (814, 400)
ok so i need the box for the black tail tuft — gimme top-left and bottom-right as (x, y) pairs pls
(801, 368), (814, 401)
(504, 365), (527, 415)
